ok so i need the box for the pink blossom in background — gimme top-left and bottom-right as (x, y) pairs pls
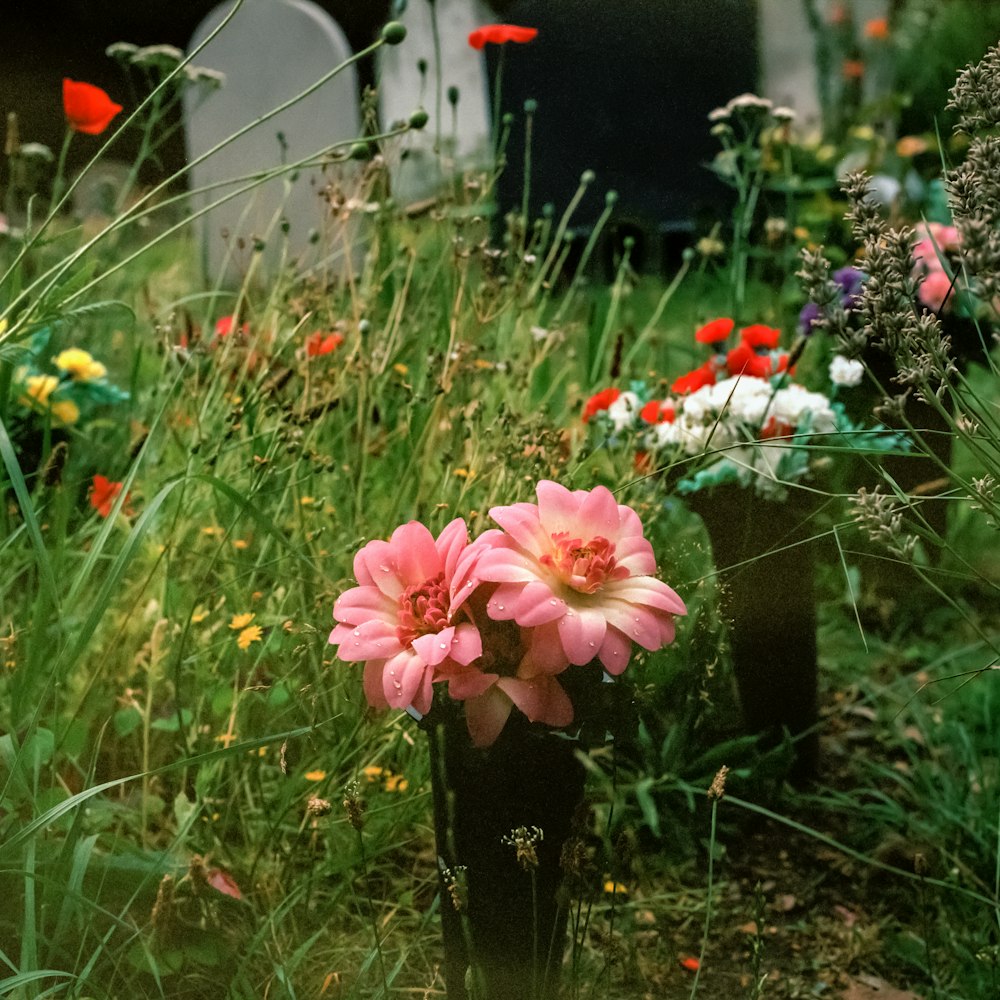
(918, 268), (957, 313)
(330, 519), (481, 716)
(471, 481), (686, 675)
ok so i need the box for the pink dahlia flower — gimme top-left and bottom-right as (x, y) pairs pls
(329, 519), (482, 716)
(470, 481), (686, 674)
(438, 583), (573, 747)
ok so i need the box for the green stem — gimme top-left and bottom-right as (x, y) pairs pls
(355, 825), (389, 997)
(49, 131), (74, 213)
(688, 796), (720, 1000)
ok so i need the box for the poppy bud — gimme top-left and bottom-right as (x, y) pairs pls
(381, 21), (407, 45)
(581, 169), (596, 185)
(524, 98), (537, 114)
(502, 112), (515, 127)
(447, 86), (460, 107)
(409, 108), (429, 130)
(349, 141), (372, 161)
(605, 190), (618, 207)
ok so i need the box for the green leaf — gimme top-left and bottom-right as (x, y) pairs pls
(113, 706), (143, 737)
(150, 708), (193, 732)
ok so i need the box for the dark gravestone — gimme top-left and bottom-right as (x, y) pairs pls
(490, 0), (759, 275)
(1, 0), (390, 184)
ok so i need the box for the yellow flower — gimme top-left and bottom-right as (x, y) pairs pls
(19, 374), (59, 409)
(384, 773), (409, 793)
(304, 769), (327, 782)
(237, 624), (263, 650)
(362, 766), (384, 783)
(229, 612), (255, 630)
(603, 880), (629, 896)
(190, 608), (209, 623)
(232, 539), (249, 550)
(392, 363), (408, 375)
(53, 348), (107, 381)
(50, 399), (80, 426)
(202, 525), (224, 537)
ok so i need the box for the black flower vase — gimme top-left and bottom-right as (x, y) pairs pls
(688, 487), (819, 782)
(426, 702), (586, 1000)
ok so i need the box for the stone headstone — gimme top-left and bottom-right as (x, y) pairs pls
(184, 0), (361, 283)
(490, 0), (758, 276)
(378, 0), (495, 204)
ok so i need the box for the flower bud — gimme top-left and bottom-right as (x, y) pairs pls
(381, 21), (407, 45)
(409, 108), (429, 130)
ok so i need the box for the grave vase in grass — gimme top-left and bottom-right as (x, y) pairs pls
(327, 480), (687, 998)
(426, 697), (589, 1000)
(687, 486), (819, 783)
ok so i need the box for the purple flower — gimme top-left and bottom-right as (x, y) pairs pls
(832, 267), (866, 308)
(798, 301), (823, 335)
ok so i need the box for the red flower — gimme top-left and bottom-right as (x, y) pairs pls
(305, 332), (344, 357)
(671, 361), (717, 396)
(679, 956), (700, 972)
(694, 317), (734, 344)
(215, 315), (249, 339)
(62, 79), (123, 136)
(842, 59), (865, 80)
(582, 387), (620, 423)
(864, 17), (889, 40)
(760, 416), (794, 439)
(89, 475), (129, 518)
(739, 324), (781, 349)
(726, 342), (773, 378)
(468, 24), (538, 49)
(639, 400), (675, 424)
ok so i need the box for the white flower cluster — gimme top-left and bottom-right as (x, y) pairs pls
(644, 376), (838, 496)
(828, 354), (865, 387)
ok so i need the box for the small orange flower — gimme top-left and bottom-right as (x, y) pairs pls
(864, 17), (889, 40)
(63, 79), (123, 135)
(842, 59), (865, 80)
(468, 24), (538, 49)
(679, 955), (700, 972)
(229, 612), (256, 630)
(89, 475), (129, 518)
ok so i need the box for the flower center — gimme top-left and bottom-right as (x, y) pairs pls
(397, 572), (450, 645)
(540, 533), (628, 594)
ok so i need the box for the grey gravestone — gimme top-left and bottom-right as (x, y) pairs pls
(185, 0), (361, 283)
(490, 0), (758, 276)
(378, 0), (494, 204)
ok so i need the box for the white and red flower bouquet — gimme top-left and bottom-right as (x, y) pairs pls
(328, 480), (687, 746)
(584, 317), (902, 500)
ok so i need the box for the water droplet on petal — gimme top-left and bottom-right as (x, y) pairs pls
(353, 628), (361, 637)
(497, 604), (505, 611)
(588, 641), (596, 647)
(549, 599), (558, 606)
(393, 681), (402, 690)
(380, 564), (391, 573)
(439, 642), (447, 649)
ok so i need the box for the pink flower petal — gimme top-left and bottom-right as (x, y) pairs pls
(512, 579), (566, 626)
(335, 620), (400, 661)
(436, 518), (469, 581)
(485, 582), (525, 620)
(364, 659), (390, 707)
(603, 601), (672, 650)
(412, 627), (458, 667)
(497, 675), (573, 728)
(525, 621), (572, 674)
(534, 480), (584, 535)
(390, 521), (441, 584)
(448, 622), (483, 665)
(446, 664), (499, 700)
(556, 606), (608, 665)
(333, 585), (395, 624)
(577, 485), (621, 538)
(475, 544), (542, 583)
(605, 577), (687, 616)
(383, 650), (428, 709)
(359, 540), (405, 599)
(488, 502), (546, 551)
(612, 535), (657, 575)
(597, 627), (632, 674)
(465, 686), (515, 747)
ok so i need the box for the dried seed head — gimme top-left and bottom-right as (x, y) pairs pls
(307, 795), (332, 817)
(502, 825), (544, 871)
(342, 780), (366, 830)
(708, 765), (730, 801)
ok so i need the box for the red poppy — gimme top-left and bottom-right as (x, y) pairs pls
(864, 17), (889, 40)
(468, 24), (538, 49)
(206, 865), (243, 900)
(739, 324), (781, 349)
(582, 387), (620, 422)
(842, 59), (865, 80)
(89, 475), (129, 518)
(639, 400), (675, 424)
(679, 956), (700, 972)
(305, 332), (344, 357)
(760, 416), (794, 439)
(726, 342), (773, 378)
(694, 317), (734, 344)
(671, 361), (717, 396)
(215, 315), (249, 339)
(62, 79), (123, 136)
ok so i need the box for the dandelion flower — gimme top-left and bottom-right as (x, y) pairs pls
(237, 625), (263, 650)
(229, 612), (255, 630)
(53, 348), (107, 381)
